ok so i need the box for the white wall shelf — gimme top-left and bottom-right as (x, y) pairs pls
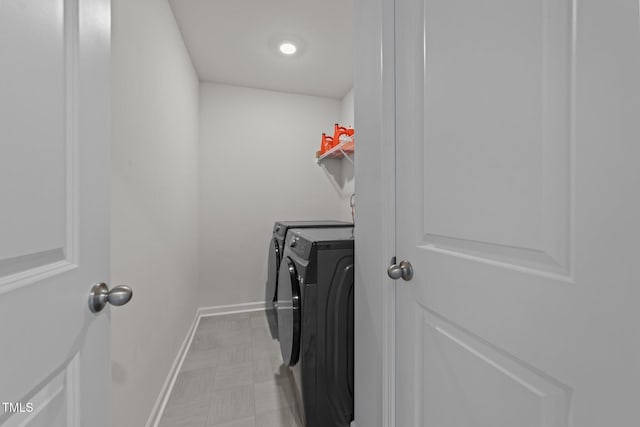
(316, 138), (354, 164)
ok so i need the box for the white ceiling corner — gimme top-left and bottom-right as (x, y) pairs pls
(168, 0), (353, 99)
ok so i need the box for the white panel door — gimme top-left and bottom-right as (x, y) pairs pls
(0, 0), (111, 426)
(395, 0), (640, 426)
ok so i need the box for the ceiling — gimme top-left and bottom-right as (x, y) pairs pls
(168, 0), (353, 99)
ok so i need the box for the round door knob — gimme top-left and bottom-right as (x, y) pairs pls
(89, 283), (133, 313)
(387, 260), (413, 281)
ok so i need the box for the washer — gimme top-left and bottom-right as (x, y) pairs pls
(276, 227), (354, 427)
(265, 220), (351, 339)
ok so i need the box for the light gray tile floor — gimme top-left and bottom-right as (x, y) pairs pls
(158, 310), (304, 427)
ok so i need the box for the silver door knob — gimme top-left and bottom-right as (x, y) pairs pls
(387, 260), (413, 281)
(89, 283), (133, 313)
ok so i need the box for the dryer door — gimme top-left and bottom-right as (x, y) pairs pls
(277, 256), (301, 366)
(265, 237), (281, 338)
(266, 236), (281, 304)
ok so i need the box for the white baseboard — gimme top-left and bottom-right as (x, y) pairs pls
(144, 309), (200, 427)
(144, 301), (266, 427)
(198, 301), (266, 317)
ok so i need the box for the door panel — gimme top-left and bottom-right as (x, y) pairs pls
(0, 0), (110, 425)
(0, 0), (67, 263)
(0, 0), (69, 280)
(417, 307), (569, 427)
(421, 0), (572, 276)
(4, 364), (73, 427)
(395, 0), (640, 425)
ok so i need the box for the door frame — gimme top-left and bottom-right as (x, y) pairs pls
(353, 0), (396, 425)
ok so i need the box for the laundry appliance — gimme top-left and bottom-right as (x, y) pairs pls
(265, 220), (351, 339)
(276, 227), (354, 427)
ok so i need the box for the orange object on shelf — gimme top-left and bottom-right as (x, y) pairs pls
(317, 139), (355, 160)
(320, 133), (334, 154)
(317, 124), (355, 160)
(332, 123), (355, 145)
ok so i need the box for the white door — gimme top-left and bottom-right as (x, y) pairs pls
(394, 0), (640, 425)
(0, 0), (112, 426)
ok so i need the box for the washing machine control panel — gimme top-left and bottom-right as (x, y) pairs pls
(288, 233), (312, 259)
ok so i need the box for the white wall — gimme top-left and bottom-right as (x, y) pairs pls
(341, 88), (355, 221)
(110, 1), (200, 426)
(341, 88), (355, 127)
(199, 83), (345, 307)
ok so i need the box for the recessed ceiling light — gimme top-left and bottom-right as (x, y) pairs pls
(279, 42), (297, 55)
